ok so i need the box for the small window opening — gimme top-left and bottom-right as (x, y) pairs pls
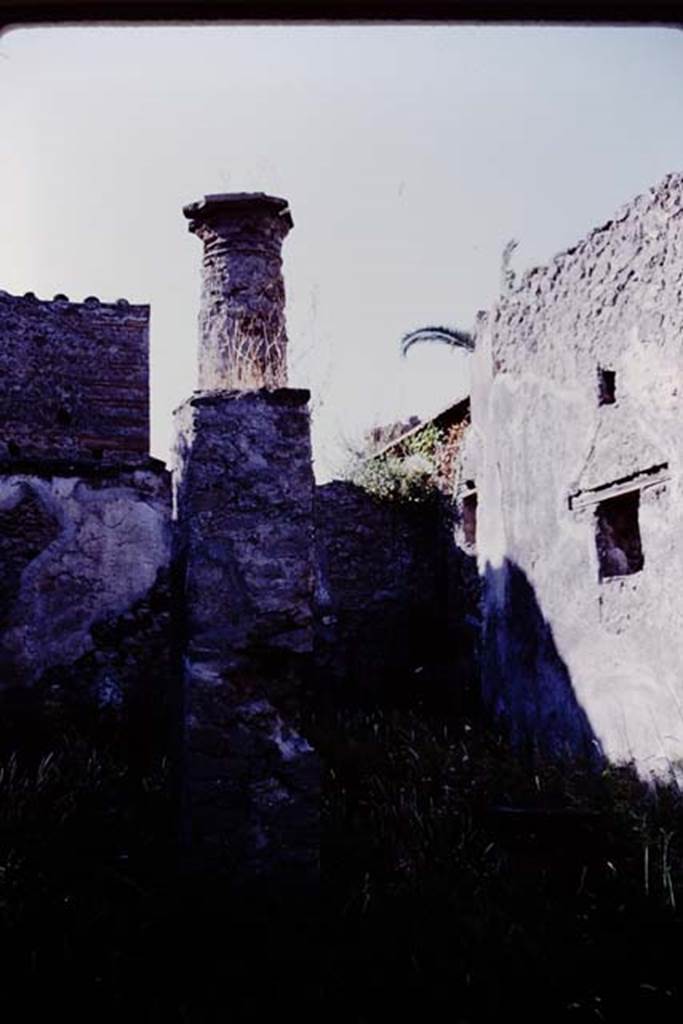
(595, 490), (643, 580)
(462, 492), (478, 549)
(598, 367), (616, 406)
(89, 447), (103, 461)
(7, 440), (20, 458)
(56, 407), (72, 427)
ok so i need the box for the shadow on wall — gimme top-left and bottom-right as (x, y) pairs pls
(314, 480), (480, 711)
(312, 478), (603, 761)
(482, 559), (605, 767)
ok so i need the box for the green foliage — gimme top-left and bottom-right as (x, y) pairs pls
(351, 423), (445, 504)
(404, 421), (443, 459)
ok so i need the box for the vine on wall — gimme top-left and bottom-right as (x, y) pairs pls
(351, 415), (470, 505)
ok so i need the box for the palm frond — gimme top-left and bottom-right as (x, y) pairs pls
(400, 325), (475, 358)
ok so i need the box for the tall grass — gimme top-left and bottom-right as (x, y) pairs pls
(0, 699), (683, 1021)
(315, 705), (683, 1022)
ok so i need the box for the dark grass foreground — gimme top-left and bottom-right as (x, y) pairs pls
(0, 698), (683, 1021)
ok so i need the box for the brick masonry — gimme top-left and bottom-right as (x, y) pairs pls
(0, 290), (149, 463)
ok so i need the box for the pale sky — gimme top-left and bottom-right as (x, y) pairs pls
(1, 24), (683, 479)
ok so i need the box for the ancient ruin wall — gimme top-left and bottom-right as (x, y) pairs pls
(0, 291), (150, 463)
(472, 173), (683, 773)
(173, 389), (318, 878)
(314, 482), (454, 701)
(0, 465), (171, 696)
(0, 285), (172, 756)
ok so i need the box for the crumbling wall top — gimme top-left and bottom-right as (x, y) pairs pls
(486, 172), (683, 382)
(512, 172), (683, 300)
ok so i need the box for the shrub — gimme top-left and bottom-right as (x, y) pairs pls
(350, 423), (445, 504)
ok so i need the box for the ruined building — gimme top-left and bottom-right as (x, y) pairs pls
(174, 193), (318, 875)
(469, 172), (683, 778)
(1, 172), (682, 878)
(0, 288), (171, 713)
(344, 171), (683, 780)
(0, 190), (450, 877)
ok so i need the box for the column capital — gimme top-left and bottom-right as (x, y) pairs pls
(183, 192), (294, 234)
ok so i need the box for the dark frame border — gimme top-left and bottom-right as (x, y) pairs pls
(0, 0), (681, 30)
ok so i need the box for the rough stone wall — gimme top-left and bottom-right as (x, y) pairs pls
(472, 173), (683, 775)
(183, 194), (292, 391)
(314, 481), (473, 706)
(36, 566), (175, 771)
(173, 389), (318, 879)
(0, 465), (171, 691)
(0, 290), (150, 462)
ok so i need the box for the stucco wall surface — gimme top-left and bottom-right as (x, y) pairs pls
(0, 467), (171, 690)
(472, 173), (683, 775)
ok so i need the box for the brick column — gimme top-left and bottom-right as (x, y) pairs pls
(182, 193), (293, 391)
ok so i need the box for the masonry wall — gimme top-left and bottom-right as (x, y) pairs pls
(0, 287), (172, 764)
(314, 481), (473, 705)
(0, 290), (149, 462)
(0, 464), (171, 685)
(173, 389), (318, 879)
(472, 173), (683, 775)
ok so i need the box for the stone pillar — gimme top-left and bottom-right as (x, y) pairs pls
(182, 193), (293, 391)
(174, 391), (318, 880)
(175, 194), (318, 882)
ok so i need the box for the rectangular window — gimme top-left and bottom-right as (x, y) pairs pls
(595, 490), (643, 580)
(597, 367), (616, 406)
(462, 492), (477, 549)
